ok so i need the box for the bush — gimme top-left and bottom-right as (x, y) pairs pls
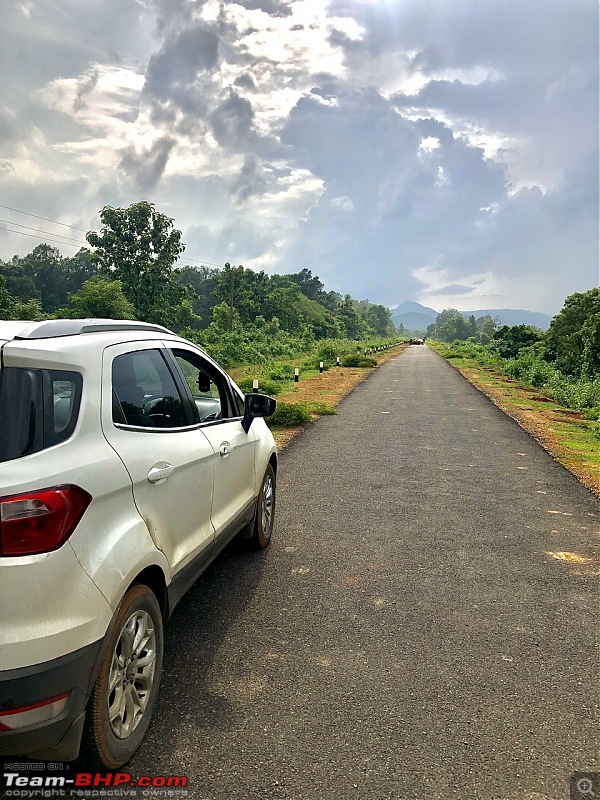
(268, 402), (312, 427)
(263, 363), (296, 381)
(306, 401), (336, 416)
(236, 376), (282, 396)
(341, 355), (377, 368)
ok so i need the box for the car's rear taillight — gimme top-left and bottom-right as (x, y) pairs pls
(0, 485), (92, 556)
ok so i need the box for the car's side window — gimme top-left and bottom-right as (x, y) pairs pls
(50, 376), (81, 435)
(169, 350), (234, 424)
(112, 350), (189, 429)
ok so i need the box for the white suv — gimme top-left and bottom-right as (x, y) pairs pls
(0, 319), (277, 768)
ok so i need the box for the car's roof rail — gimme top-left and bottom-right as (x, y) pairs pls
(13, 319), (175, 340)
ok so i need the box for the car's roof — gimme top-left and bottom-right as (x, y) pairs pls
(0, 319), (174, 341)
(0, 318), (222, 373)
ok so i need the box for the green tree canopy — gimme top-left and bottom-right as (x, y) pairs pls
(490, 324), (544, 359)
(545, 288), (600, 378)
(86, 201), (186, 327)
(60, 277), (136, 319)
(430, 308), (471, 342)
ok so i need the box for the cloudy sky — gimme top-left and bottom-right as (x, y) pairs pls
(1, 0), (598, 315)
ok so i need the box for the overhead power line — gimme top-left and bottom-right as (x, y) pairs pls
(0, 219), (88, 247)
(0, 226), (85, 251)
(0, 202), (228, 269)
(0, 203), (89, 233)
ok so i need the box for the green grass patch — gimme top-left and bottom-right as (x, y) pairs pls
(429, 339), (600, 489)
(340, 354), (377, 368)
(267, 399), (337, 428)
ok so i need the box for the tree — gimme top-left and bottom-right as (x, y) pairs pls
(20, 244), (68, 312)
(63, 248), (100, 295)
(476, 315), (497, 344)
(0, 255), (38, 300)
(335, 294), (370, 339)
(490, 324), (544, 359)
(86, 201), (186, 327)
(0, 275), (14, 318)
(177, 265), (219, 328)
(544, 289), (600, 378)
(212, 263), (246, 331)
(430, 309), (471, 342)
(287, 269), (325, 302)
(60, 277), (136, 319)
(362, 303), (395, 337)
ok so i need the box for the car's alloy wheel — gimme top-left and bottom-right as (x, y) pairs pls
(82, 584), (163, 768)
(252, 464), (276, 549)
(107, 608), (157, 739)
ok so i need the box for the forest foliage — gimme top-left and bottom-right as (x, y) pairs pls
(1, 203), (596, 385)
(0, 202), (397, 367)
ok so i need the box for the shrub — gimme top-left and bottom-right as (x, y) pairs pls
(268, 402), (312, 427)
(306, 401), (336, 416)
(341, 355), (377, 368)
(236, 377), (282, 396)
(264, 363), (296, 381)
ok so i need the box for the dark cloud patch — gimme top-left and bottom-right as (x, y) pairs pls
(427, 284), (476, 296)
(278, 86), (512, 303)
(119, 136), (176, 193)
(151, 0), (205, 37)
(73, 69), (99, 112)
(234, 0), (293, 17)
(231, 155), (267, 202)
(210, 89), (255, 148)
(234, 73), (257, 91)
(144, 25), (219, 113)
(0, 161), (15, 177)
(0, 108), (18, 145)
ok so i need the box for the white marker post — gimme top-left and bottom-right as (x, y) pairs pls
(294, 367), (299, 383)
(252, 378), (259, 393)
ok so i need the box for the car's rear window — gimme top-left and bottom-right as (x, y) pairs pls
(0, 367), (82, 463)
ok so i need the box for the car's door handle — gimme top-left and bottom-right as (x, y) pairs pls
(219, 442), (233, 457)
(147, 463), (174, 483)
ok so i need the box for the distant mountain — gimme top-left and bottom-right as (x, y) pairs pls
(390, 301), (437, 332)
(462, 309), (552, 330)
(390, 301), (552, 332)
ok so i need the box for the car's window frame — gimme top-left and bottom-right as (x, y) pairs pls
(0, 366), (82, 462)
(111, 347), (197, 433)
(164, 347), (242, 426)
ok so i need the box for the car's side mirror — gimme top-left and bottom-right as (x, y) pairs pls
(197, 371), (211, 393)
(242, 393), (276, 433)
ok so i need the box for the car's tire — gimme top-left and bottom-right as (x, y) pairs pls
(81, 584), (163, 769)
(250, 463), (276, 549)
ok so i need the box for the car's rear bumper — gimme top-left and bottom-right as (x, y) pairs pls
(0, 640), (102, 760)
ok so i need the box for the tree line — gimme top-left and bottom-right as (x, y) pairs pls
(426, 292), (600, 382)
(1, 200), (596, 378)
(0, 202), (396, 353)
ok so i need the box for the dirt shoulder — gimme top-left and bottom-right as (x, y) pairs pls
(437, 356), (600, 499)
(270, 343), (409, 450)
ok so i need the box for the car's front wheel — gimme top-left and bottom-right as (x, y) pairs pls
(251, 463), (276, 549)
(82, 584), (163, 768)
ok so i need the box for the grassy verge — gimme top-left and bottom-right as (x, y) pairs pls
(429, 341), (600, 497)
(259, 343), (409, 450)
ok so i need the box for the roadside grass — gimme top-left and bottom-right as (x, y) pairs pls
(242, 343), (409, 449)
(429, 341), (600, 497)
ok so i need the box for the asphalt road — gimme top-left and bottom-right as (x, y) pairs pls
(132, 345), (599, 800)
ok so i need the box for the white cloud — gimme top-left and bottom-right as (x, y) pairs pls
(0, 0), (597, 315)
